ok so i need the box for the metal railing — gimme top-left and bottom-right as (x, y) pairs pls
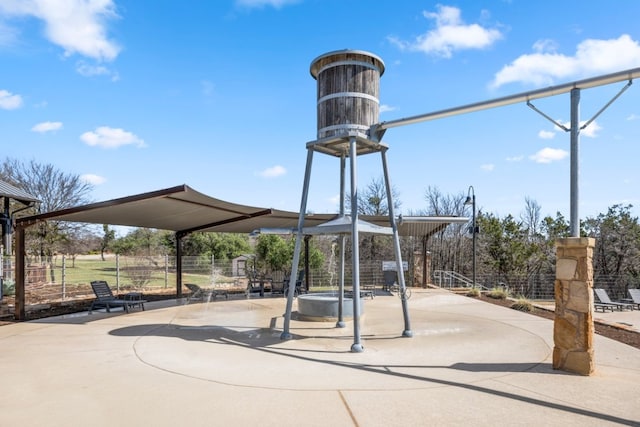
(432, 270), (475, 289)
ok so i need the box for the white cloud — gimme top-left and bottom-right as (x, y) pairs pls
(506, 155), (524, 162)
(389, 5), (502, 58)
(0, 0), (121, 61)
(31, 121), (63, 133)
(258, 165), (286, 178)
(80, 126), (146, 149)
(626, 113), (640, 121)
(538, 130), (556, 139)
(579, 120), (602, 138)
(80, 173), (106, 185)
(380, 104), (396, 113)
(529, 147), (569, 163)
(555, 119), (601, 138)
(481, 163), (495, 171)
(76, 60), (119, 80)
(235, 0), (299, 9)
(0, 89), (23, 109)
(492, 34), (640, 88)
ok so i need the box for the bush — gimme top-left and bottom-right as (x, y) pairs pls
(511, 296), (534, 312)
(2, 278), (16, 296)
(487, 287), (509, 300)
(466, 287), (481, 297)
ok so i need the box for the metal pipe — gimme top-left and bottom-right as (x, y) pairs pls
(570, 88), (581, 237)
(373, 67), (640, 133)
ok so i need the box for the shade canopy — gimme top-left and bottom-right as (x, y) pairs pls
(15, 184), (467, 238)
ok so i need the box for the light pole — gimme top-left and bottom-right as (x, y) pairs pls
(464, 186), (476, 288)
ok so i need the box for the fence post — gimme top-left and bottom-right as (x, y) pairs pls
(164, 254), (168, 289)
(1, 246), (4, 301)
(211, 254), (216, 283)
(116, 254), (120, 293)
(62, 255), (66, 300)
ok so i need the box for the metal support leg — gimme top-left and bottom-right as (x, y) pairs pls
(349, 136), (364, 352)
(336, 234), (346, 328)
(381, 148), (412, 337)
(337, 155), (346, 328)
(282, 148), (314, 340)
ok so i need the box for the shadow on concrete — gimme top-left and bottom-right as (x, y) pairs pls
(107, 322), (636, 426)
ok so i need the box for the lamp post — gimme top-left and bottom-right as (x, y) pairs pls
(463, 186), (476, 288)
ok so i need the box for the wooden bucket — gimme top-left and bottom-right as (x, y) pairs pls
(310, 50), (385, 139)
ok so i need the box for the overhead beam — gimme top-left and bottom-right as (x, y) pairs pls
(372, 67), (640, 136)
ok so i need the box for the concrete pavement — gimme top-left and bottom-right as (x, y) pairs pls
(1, 289), (639, 426)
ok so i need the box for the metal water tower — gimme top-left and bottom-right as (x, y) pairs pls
(281, 50), (412, 352)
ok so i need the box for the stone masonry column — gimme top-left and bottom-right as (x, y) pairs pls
(553, 237), (595, 375)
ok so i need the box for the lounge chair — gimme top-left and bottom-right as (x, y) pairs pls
(594, 301), (616, 313)
(594, 288), (634, 311)
(185, 283), (204, 301)
(185, 283), (228, 301)
(624, 288), (640, 310)
(89, 280), (146, 314)
(345, 289), (375, 299)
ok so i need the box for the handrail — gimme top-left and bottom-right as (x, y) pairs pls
(432, 270), (474, 288)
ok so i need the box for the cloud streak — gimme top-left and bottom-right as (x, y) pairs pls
(258, 165), (286, 178)
(530, 147), (569, 164)
(80, 126), (146, 149)
(235, 0), (299, 9)
(32, 121), (63, 133)
(80, 173), (106, 185)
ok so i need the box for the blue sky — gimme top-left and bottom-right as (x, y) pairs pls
(1, 0), (639, 224)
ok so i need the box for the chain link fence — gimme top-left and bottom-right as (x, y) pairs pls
(1, 254), (637, 315)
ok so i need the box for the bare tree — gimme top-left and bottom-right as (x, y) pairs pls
(0, 158), (94, 281)
(521, 196), (542, 238)
(353, 176), (401, 216)
(0, 158), (93, 213)
(346, 176), (401, 260)
(421, 186), (468, 275)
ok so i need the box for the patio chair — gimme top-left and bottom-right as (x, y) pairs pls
(594, 288), (634, 311)
(185, 283), (228, 301)
(284, 270), (305, 297)
(89, 280), (146, 314)
(382, 270), (397, 292)
(185, 283), (204, 301)
(624, 288), (640, 310)
(271, 277), (285, 295)
(594, 301), (616, 313)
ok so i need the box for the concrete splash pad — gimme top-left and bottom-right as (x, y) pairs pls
(118, 293), (551, 391)
(4, 289), (640, 426)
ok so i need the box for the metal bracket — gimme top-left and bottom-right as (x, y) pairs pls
(527, 100), (570, 132)
(580, 79), (632, 131)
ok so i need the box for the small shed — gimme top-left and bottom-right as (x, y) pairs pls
(232, 254), (251, 277)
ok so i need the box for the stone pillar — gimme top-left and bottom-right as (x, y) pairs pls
(553, 237), (595, 375)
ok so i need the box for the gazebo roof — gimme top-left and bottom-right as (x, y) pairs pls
(0, 179), (39, 205)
